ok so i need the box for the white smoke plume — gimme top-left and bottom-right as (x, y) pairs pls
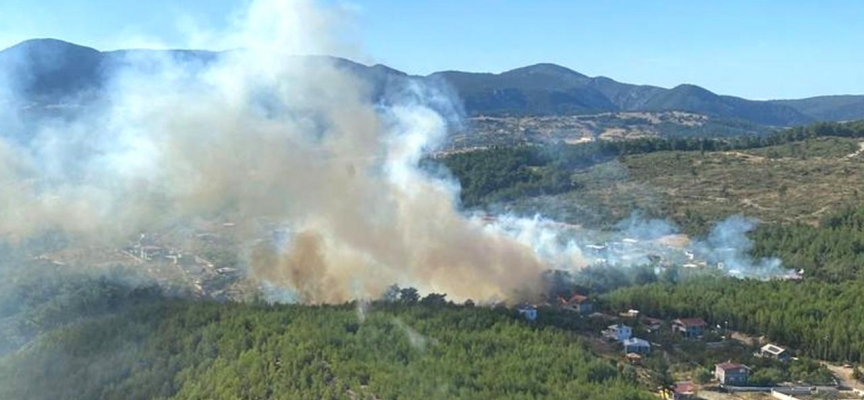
(485, 211), (789, 281)
(0, 0), (791, 307)
(692, 215), (785, 278)
(392, 318), (433, 351)
(0, 0), (547, 304)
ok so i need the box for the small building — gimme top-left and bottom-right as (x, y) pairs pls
(560, 294), (594, 314)
(517, 305), (538, 322)
(662, 382), (696, 400)
(603, 324), (632, 342)
(622, 337), (651, 354)
(760, 343), (790, 362)
(715, 361), (749, 385)
(620, 309), (640, 318)
(625, 353), (642, 365)
(672, 318), (707, 339)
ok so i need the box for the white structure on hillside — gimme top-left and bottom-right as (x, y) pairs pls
(603, 324), (632, 342)
(760, 344), (790, 362)
(623, 338), (651, 354)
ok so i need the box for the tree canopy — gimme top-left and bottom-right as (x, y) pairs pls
(0, 276), (653, 400)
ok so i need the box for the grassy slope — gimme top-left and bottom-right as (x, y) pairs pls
(508, 136), (864, 232)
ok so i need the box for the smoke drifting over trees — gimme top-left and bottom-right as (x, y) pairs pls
(0, 0), (554, 303)
(0, 0), (787, 305)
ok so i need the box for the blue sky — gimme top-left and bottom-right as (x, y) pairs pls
(1, 0), (862, 99)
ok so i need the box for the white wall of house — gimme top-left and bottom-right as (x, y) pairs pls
(623, 339), (650, 354)
(609, 325), (632, 342)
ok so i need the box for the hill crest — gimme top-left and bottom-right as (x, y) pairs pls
(1, 39), (862, 125)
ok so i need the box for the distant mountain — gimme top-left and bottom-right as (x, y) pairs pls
(636, 83), (811, 126)
(770, 95), (864, 122)
(0, 39), (104, 100)
(1, 39), (863, 127)
(429, 64), (616, 116)
(433, 65), (813, 126)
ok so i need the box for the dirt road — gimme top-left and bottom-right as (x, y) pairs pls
(822, 362), (864, 391)
(845, 141), (864, 159)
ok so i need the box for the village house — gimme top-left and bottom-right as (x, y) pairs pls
(760, 343), (790, 362)
(672, 318), (707, 339)
(662, 382), (696, 400)
(622, 337), (651, 354)
(560, 294), (594, 314)
(715, 361), (749, 386)
(603, 324), (632, 342)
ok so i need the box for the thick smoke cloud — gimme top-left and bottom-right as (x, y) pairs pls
(0, 0), (790, 306)
(0, 0), (547, 303)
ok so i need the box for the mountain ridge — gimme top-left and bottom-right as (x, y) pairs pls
(2, 39), (863, 126)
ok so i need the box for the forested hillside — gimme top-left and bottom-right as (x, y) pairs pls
(752, 205), (864, 281)
(0, 277), (653, 400)
(602, 203), (864, 366)
(4, 117), (864, 399)
(606, 278), (864, 363)
(772, 95), (864, 122)
(5, 8), (864, 400)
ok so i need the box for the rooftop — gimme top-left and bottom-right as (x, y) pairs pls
(674, 382), (695, 395)
(565, 294), (589, 303)
(622, 337), (650, 346)
(716, 361), (749, 371)
(674, 317), (707, 328)
(761, 344), (787, 355)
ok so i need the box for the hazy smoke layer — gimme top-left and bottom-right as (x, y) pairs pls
(693, 215), (784, 277)
(0, 0), (788, 305)
(488, 212), (787, 280)
(0, 0), (548, 303)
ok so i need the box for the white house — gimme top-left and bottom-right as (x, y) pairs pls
(623, 337), (651, 354)
(760, 344), (790, 362)
(603, 324), (632, 342)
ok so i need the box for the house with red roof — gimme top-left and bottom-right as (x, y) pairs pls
(672, 317), (707, 339)
(715, 361), (750, 385)
(559, 294), (593, 314)
(661, 382), (697, 400)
